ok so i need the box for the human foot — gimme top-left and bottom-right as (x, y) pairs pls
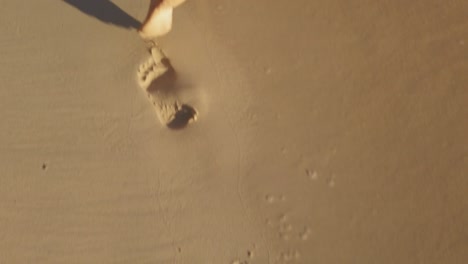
(139, 0), (187, 40)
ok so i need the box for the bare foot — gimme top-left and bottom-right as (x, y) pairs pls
(139, 0), (187, 40)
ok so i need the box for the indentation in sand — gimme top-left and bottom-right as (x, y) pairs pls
(137, 45), (197, 129)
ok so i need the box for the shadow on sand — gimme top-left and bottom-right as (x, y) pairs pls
(63, 0), (141, 29)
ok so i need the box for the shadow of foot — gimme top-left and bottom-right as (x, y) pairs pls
(63, 0), (141, 29)
(167, 105), (198, 130)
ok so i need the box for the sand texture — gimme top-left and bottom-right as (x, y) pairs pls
(0, 0), (467, 263)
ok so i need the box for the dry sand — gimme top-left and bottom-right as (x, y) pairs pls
(1, 0), (467, 263)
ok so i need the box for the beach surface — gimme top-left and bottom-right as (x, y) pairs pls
(0, 0), (467, 263)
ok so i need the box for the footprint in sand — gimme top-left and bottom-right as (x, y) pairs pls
(137, 45), (197, 129)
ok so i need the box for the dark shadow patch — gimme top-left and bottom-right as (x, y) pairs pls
(63, 0), (141, 29)
(167, 105), (198, 130)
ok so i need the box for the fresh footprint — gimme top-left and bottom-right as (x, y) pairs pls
(137, 45), (197, 128)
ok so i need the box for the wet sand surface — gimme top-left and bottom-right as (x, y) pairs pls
(0, 0), (467, 263)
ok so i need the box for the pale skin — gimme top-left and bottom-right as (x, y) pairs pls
(139, 0), (187, 40)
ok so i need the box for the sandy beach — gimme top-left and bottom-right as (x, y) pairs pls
(1, 0), (467, 263)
